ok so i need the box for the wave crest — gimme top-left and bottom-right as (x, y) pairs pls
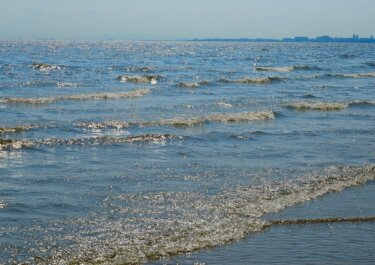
(114, 66), (153, 72)
(175, 81), (210, 88)
(0, 124), (39, 133)
(349, 100), (375, 107)
(56, 82), (79, 88)
(285, 102), (348, 111)
(219, 77), (282, 84)
(32, 63), (62, 71)
(255, 65), (321, 72)
(77, 111), (275, 130)
(334, 72), (375, 78)
(0, 89), (150, 104)
(117, 75), (159, 84)
(0, 139), (34, 150)
(75, 121), (131, 130)
(206, 111), (275, 122)
(0, 201), (7, 209)
(0, 134), (180, 150)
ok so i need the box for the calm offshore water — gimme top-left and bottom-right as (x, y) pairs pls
(0, 41), (374, 264)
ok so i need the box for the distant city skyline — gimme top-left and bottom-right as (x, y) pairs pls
(193, 34), (375, 43)
(0, 0), (374, 40)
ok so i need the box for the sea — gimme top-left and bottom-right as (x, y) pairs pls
(0, 41), (374, 264)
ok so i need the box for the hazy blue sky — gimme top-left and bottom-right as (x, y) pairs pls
(0, 0), (374, 40)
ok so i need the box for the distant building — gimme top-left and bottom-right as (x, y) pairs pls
(192, 35), (375, 43)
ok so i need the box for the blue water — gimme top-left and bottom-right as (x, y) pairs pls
(0, 41), (374, 264)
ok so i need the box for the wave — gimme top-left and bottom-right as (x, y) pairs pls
(0, 124), (40, 133)
(56, 82), (80, 88)
(0, 201), (7, 209)
(0, 139), (34, 150)
(76, 111), (276, 130)
(349, 100), (375, 107)
(0, 134), (180, 150)
(255, 65), (320, 72)
(302, 94), (318, 99)
(299, 72), (375, 81)
(0, 89), (150, 104)
(77, 118), (206, 129)
(285, 102), (348, 111)
(75, 121), (131, 130)
(175, 81), (210, 88)
(271, 216), (375, 225)
(307, 72), (375, 80)
(113, 66), (153, 72)
(117, 75), (160, 84)
(31, 63), (62, 71)
(217, 101), (233, 108)
(44, 164), (375, 264)
(333, 72), (375, 78)
(365, 62), (375, 68)
(206, 111), (275, 122)
(219, 77), (283, 84)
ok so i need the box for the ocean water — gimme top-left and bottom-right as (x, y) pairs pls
(0, 41), (374, 264)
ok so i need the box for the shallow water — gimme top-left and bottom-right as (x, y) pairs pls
(0, 41), (374, 264)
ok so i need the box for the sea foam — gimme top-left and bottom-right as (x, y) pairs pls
(42, 165), (375, 264)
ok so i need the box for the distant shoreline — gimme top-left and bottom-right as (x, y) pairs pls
(191, 35), (375, 43)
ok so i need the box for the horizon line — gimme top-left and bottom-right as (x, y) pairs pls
(1, 34), (374, 42)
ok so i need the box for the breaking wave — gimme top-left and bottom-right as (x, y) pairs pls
(349, 100), (375, 107)
(175, 81), (210, 88)
(0, 89), (150, 104)
(307, 72), (375, 79)
(113, 66), (153, 72)
(217, 101), (233, 108)
(117, 75), (160, 84)
(0, 139), (34, 150)
(76, 111), (275, 130)
(219, 77), (283, 84)
(255, 65), (320, 72)
(0, 124), (40, 133)
(333, 72), (375, 78)
(41, 164), (375, 264)
(0, 134), (180, 150)
(31, 63), (62, 71)
(285, 102), (348, 111)
(206, 111), (275, 122)
(56, 82), (79, 88)
(0, 201), (7, 209)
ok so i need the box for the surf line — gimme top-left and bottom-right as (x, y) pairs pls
(269, 216), (375, 225)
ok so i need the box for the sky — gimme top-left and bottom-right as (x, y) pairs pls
(0, 0), (374, 40)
